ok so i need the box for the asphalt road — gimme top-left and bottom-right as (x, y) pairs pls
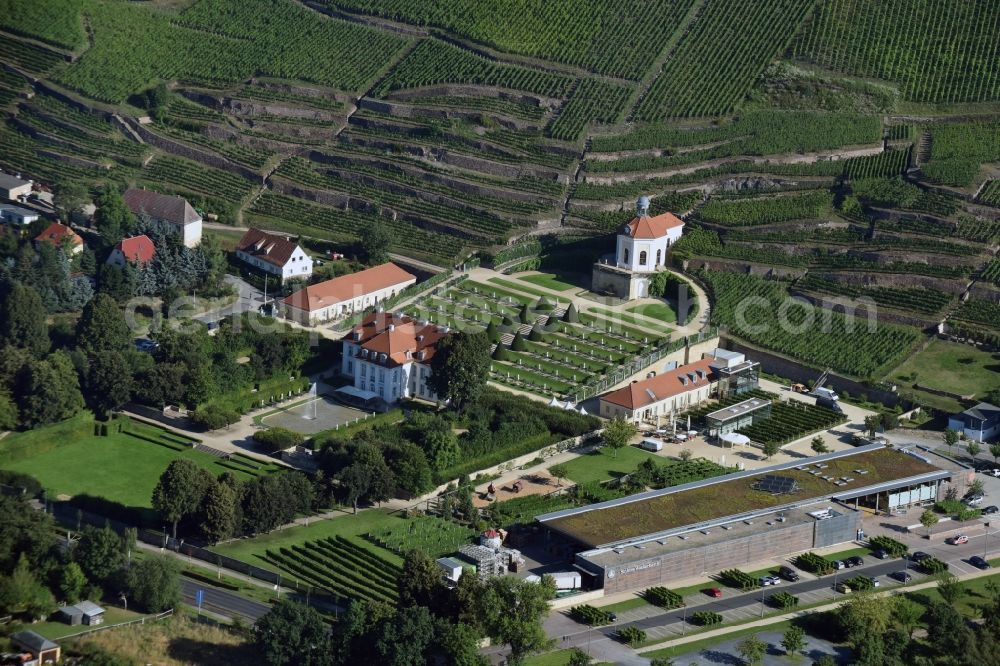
(193, 274), (265, 325)
(180, 578), (271, 622)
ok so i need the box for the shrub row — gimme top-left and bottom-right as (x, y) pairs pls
(643, 586), (685, 609)
(869, 535), (908, 557)
(570, 605), (613, 626)
(796, 552), (834, 575)
(719, 568), (758, 591)
(691, 611), (723, 626)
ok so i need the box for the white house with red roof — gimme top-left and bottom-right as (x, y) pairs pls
(106, 235), (156, 266)
(592, 196), (685, 299)
(339, 312), (446, 407)
(282, 262), (416, 325)
(235, 228), (313, 283)
(123, 188), (202, 248)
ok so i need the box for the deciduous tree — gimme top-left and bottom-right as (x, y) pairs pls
(199, 479), (237, 544)
(152, 459), (213, 539)
(76, 526), (126, 584)
(781, 626), (806, 655)
(254, 599), (332, 666)
(126, 554), (180, 613)
(737, 635), (767, 665)
(60, 561), (88, 603)
(602, 417), (636, 458)
(479, 575), (555, 665)
(548, 463), (568, 487)
(359, 224), (392, 265)
(86, 351), (133, 419)
(920, 509), (939, 538)
(399, 549), (443, 610)
(810, 436), (829, 454)
(428, 331), (491, 411)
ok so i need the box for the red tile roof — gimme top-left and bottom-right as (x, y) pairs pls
(600, 358), (717, 410)
(283, 263), (415, 312)
(344, 312), (448, 368)
(235, 228), (301, 268)
(123, 188), (200, 226)
(115, 235), (155, 264)
(34, 222), (82, 248)
(624, 211), (684, 239)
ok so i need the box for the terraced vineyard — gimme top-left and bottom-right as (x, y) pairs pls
(0, 0), (998, 396)
(703, 270), (921, 378)
(792, 0), (999, 103)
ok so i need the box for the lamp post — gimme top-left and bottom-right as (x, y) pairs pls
(760, 585), (766, 618)
(985, 520), (992, 559)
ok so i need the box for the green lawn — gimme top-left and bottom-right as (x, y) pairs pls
(516, 272), (581, 293)
(488, 277), (570, 304)
(626, 302), (678, 323)
(556, 446), (661, 485)
(0, 417), (269, 516)
(211, 508), (406, 568)
(890, 338), (1000, 412)
(29, 606), (143, 641)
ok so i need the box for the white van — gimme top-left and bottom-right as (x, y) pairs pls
(640, 439), (663, 452)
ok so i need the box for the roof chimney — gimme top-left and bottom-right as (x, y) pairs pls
(636, 195), (650, 218)
(388, 324), (395, 332)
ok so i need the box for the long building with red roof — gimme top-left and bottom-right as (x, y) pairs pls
(599, 348), (759, 423)
(339, 312), (448, 408)
(281, 262), (416, 325)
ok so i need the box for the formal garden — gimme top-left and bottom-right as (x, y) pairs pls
(401, 275), (679, 399)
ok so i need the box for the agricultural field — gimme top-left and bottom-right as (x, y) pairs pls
(367, 515), (475, 558)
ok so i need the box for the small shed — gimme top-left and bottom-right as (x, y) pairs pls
(75, 600), (105, 626)
(57, 600), (105, 626)
(11, 630), (60, 664)
(57, 604), (84, 626)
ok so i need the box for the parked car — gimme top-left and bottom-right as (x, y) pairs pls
(869, 577), (881, 588)
(964, 494), (985, 506)
(759, 576), (775, 587)
(873, 549), (890, 560)
(890, 571), (913, 583)
(831, 560), (847, 570)
(984, 469), (1000, 478)
(947, 534), (970, 545)
(766, 575), (781, 586)
(703, 588), (723, 598)
(970, 556), (991, 570)
(835, 582), (852, 594)
(607, 612), (618, 622)
(778, 566), (799, 582)
(983, 505), (998, 515)
(846, 556), (865, 567)
(910, 551), (931, 562)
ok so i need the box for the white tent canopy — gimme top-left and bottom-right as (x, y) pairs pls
(548, 397), (562, 408)
(720, 432), (751, 447)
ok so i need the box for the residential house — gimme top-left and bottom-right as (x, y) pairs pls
(34, 222), (84, 255)
(339, 312), (447, 409)
(106, 235), (155, 267)
(123, 188), (202, 247)
(281, 262), (416, 325)
(0, 203), (41, 226)
(10, 630), (60, 665)
(598, 349), (759, 423)
(0, 172), (32, 201)
(948, 402), (1000, 442)
(235, 228), (312, 283)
